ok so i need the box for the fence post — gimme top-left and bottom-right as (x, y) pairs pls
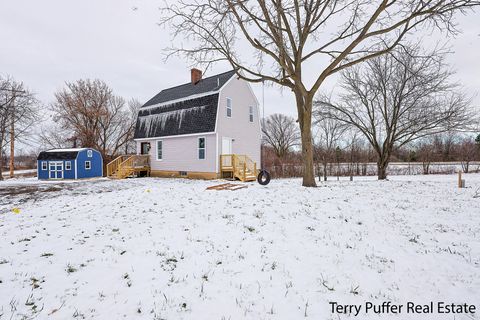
(458, 171), (465, 188)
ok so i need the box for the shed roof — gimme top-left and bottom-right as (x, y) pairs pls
(37, 148), (89, 160)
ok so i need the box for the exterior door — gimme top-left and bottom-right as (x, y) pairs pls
(222, 137), (232, 155)
(141, 142), (150, 155)
(49, 161), (63, 179)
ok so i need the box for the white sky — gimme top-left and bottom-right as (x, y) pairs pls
(1, 0), (479, 152)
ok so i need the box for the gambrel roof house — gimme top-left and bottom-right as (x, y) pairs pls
(129, 69), (261, 181)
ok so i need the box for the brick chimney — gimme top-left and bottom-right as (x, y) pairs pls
(191, 68), (202, 85)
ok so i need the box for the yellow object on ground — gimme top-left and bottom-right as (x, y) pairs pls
(12, 208), (21, 214)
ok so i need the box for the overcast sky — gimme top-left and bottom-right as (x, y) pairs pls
(1, 0), (479, 151)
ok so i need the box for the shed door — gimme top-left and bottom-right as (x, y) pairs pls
(222, 137), (233, 155)
(49, 161), (63, 179)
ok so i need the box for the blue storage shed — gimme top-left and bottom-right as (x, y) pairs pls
(37, 148), (103, 180)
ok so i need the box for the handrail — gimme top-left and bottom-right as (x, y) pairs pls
(220, 154), (258, 181)
(106, 155), (127, 177)
(107, 154), (150, 178)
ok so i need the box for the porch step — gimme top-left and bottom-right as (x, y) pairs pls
(219, 154), (259, 183)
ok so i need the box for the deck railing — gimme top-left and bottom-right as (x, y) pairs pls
(220, 154), (258, 181)
(106, 155), (131, 177)
(106, 155), (150, 178)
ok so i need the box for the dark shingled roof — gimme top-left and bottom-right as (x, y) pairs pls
(142, 70), (236, 108)
(134, 70), (236, 138)
(134, 93), (219, 139)
(37, 151), (80, 160)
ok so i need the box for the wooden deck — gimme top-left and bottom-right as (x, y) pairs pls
(220, 154), (258, 182)
(107, 154), (258, 181)
(106, 155), (150, 179)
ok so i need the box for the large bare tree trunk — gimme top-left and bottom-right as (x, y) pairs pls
(296, 93), (316, 187)
(376, 152), (390, 180)
(377, 163), (387, 180)
(322, 158), (328, 181)
(0, 148), (4, 181)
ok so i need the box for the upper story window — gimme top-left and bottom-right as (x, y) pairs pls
(87, 150), (93, 157)
(85, 161), (91, 170)
(41, 161), (47, 170)
(249, 106), (254, 123)
(226, 98), (232, 118)
(198, 137), (206, 160)
(157, 140), (163, 160)
(65, 161), (72, 170)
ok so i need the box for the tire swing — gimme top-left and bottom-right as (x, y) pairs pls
(257, 169), (271, 185)
(257, 80), (271, 186)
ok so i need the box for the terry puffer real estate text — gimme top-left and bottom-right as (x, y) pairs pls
(329, 301), (476, 316)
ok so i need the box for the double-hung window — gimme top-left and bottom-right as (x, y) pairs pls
(65, 161), (72, 170)
(198, 137), (206, 160)
(157, 140), (163, 160)
(41, 161), (47, 170)
(85, 161), (91, 170)
(226, 98), (232, 118)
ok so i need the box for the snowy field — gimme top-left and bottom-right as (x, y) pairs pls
(0, 175), (479, 319)
(1, 169), (36, 175)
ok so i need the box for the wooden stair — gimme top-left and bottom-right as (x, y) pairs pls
(106, 155), (150, 179)
(220, 154), (258, 182)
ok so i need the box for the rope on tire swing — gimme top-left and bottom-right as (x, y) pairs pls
(258, 79), (271, 186)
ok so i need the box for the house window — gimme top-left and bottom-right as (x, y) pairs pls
(85, 161), (91, 170)
(249, 106), (254, 123)
(198, 137), (206, 160)
(226, 98), (232, 118)
(87, 150), (93, 157)
(41, 161), (47, 170)
(65, 161), (72, 170)
(157, 140), (163, 160)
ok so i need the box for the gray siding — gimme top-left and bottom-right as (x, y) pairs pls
(216, 76), (262, 170)
(136, 133), (217, 173)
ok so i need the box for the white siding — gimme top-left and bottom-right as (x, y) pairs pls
(136, 133), (216, 173)
(216, 77), (262, 170)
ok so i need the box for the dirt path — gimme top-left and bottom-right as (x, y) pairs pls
(0, 179), (114, 206)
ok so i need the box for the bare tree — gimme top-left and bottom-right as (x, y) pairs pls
(124, 98), (142, 154)
(313, 108), (347, 181)
(0, 76), (39, 180)
(458, 137), (478, 173)
(160, 0), (479, 186)
(416, 137), (438, 174)
(319, 46), (472, 179)
(262, 113), (299, 159)
(433, 132), (458, 161)
(346, 132), (364, 177)
(44, 79), (137, 165)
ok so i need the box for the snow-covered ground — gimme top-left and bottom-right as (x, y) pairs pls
(1, 169), (36, 179)
(0, 175), (479, 319)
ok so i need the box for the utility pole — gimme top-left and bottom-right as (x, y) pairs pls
(10, 92), (15, 178)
